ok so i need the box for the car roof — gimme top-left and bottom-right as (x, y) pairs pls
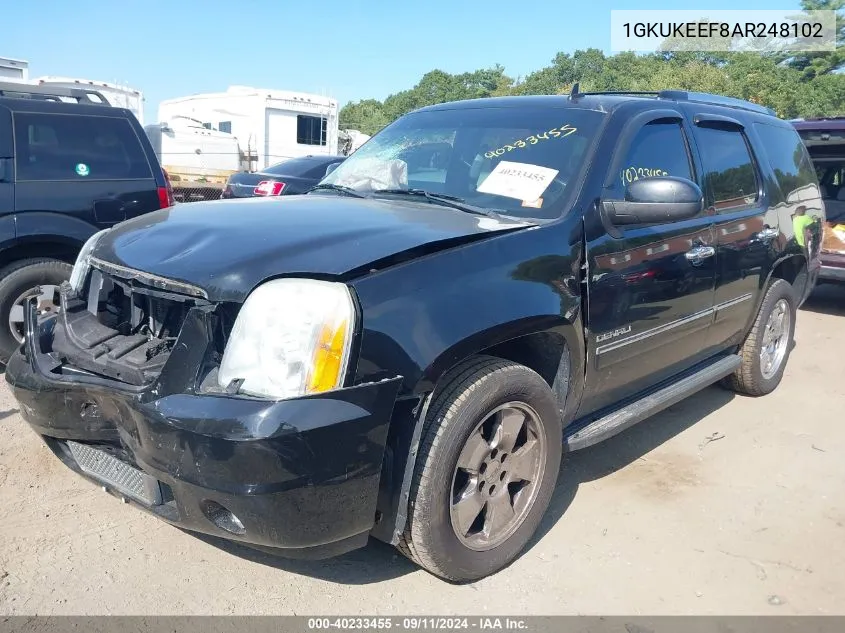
(0, 96), (132, 118)
(413, 91), (778, 119)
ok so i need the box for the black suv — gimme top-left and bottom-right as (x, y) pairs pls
(0, 82), (172, 361)
(6, 88), (822, 582)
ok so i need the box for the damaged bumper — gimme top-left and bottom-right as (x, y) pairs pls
(7, 299), (402, 558)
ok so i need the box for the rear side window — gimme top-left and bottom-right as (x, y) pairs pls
(611, 120), (693, 197)
(13, 112), (152, 181)
(753, 123), (818, 204)
(693, 125), (758, 213)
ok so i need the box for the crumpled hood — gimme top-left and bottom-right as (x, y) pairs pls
(93, 194), (531, 302)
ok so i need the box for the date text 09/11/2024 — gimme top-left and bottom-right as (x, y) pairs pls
(307, 618), (529, 630)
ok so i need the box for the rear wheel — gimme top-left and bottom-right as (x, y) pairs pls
(0, 258), (73, 363)
(398, 356), (562, 582)
(722, 278), (796, 396)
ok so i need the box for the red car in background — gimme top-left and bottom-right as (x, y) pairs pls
(793, 117), (845, 284)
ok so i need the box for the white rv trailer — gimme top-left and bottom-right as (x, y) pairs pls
(0, 56), (29, 82)
(145, 116), (240, 185)
(157, 86), (339, 171)
(32, 76), (144, 124)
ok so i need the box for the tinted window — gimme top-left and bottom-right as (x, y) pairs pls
(694, 125), (758, 212)
(264, 157), (331, 177)
(304, 160), (343, 179)
(611, 121), (693, 198)
(218, 121), (232, 134)
(14, 113), (152, 181)
(297, 115), (327, 146)
(754, 123), (818, 204)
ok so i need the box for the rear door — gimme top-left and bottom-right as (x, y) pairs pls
(687, 116), (769, 347)
(12, 107), (160, 234)
(582, 110), (717, 413)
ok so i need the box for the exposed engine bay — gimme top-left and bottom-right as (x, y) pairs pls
(47, 263), (232, 387)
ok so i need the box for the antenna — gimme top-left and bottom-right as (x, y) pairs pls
(570, 82), (581, 99)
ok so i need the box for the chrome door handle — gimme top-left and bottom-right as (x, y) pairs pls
(685, 245), (715, 265)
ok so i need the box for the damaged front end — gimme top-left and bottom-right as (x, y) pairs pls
(7, 259), (403, 558)
(45, 259), (229, 393)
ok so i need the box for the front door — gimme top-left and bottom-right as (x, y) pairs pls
(581, 112), (717, 414)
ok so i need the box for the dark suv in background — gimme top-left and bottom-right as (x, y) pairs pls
(793, 117), (845, 284)
(0, 82), (172, 361)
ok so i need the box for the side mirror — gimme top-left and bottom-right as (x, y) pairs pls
(601, 176), (704, 226)
(324, 162), (341, 177)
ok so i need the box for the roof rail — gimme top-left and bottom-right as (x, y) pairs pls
(569, 85), (776, 117)
(0, 81), (111, 106)
(570, 84), (661, 99)
(657, 90), (776, 116)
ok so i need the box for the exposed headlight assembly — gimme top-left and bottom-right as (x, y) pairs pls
(69, 229), (111, 293)
(218, 278), (356, 400)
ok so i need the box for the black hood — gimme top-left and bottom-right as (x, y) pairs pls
(93, 194), (532, 302)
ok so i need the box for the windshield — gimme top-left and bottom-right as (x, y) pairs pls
(318, 106), (605, 219)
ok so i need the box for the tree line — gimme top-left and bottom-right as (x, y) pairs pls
(340, 0), (844, 136)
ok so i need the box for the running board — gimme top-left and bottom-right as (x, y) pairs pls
(565, 354), (741, 451)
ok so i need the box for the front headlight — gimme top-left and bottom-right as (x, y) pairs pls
(69, 229), (110, 293)
(217, 278), (356, 400)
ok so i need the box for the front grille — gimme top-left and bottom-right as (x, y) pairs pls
(67, 441), (163, 506)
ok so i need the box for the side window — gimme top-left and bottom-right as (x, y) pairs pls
(13, 113), (152, 181)
(753, 123), (817, 204)
(611, 120), (693, 198)
(693, 125), (758, 213)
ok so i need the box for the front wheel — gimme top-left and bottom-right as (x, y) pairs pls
(398, 356), (562, 582)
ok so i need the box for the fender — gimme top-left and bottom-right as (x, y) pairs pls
(351, 215), (586, 544)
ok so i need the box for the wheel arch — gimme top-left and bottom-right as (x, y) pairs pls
(370, 317), (584, 546)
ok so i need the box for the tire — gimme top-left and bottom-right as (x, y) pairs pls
(722, 278), (796, 397)
(0, 258), (73, 363)
(398, 355), (563, 582)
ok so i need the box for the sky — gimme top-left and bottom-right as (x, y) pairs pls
(4, 0), (805, 123)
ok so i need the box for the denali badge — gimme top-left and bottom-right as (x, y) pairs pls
(596, 325), (632, 343)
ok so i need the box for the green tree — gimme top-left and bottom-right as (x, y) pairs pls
(338, 1), (845, 137)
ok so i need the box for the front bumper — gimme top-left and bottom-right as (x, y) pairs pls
(7, 303), (402, 559)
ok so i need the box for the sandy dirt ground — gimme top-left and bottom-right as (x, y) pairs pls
(0, 285), (843, 615)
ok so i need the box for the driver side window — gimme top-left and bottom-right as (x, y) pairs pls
(609, 120), (694, 200)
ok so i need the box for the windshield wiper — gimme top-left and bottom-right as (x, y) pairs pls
(309, 183), (369, 198)
(373, 188), (502, 218)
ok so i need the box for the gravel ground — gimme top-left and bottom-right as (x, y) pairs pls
(0, 285), (843, 615)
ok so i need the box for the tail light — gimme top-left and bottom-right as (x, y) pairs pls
(158, 169), (176, 208)
(254, 181), (286, 196)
